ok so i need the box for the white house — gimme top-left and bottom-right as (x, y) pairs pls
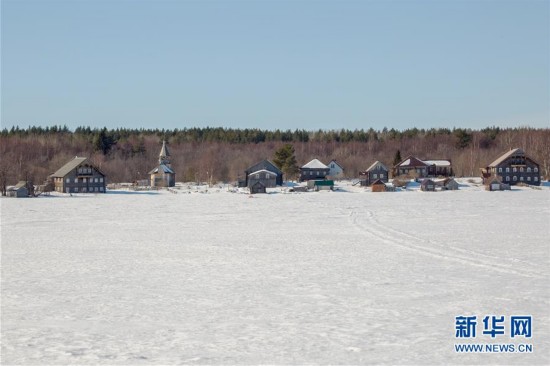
(327, 160), (344, 179)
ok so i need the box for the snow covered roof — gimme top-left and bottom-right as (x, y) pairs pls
(148, 164), (175, 175)
(488, 148), (524, 167)
(396, 156), (428, 168)
(423, 160), (451, 166)
(302, 159), (328, 169)
(248, 169), (277, 177)
(366, 161), (388, 172)
(51, 157), (92, 178)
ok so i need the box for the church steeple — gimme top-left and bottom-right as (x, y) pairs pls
(159, 140), (171, 165)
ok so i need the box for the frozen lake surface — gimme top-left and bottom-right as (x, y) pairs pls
(2, 181), (549, 364)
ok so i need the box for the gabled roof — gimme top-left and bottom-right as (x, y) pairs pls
(302, 159), (328, 169)
(421, 179), (435, 186)
(371, 179), (385, 185)
(488, 148), (524, 167)
(396, 155), (428, 168)
(245, 159), (282, 175)
(15, 181), (28, 189)
(50, 157), (89, 178)
(148, 164), (175, 175)
(328, 160), (344, 169)
(248, 169), (277, 177)
(366, 161), (388, 172)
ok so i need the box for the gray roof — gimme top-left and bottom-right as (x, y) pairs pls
(50, 157), (89, 178)
(148, 164), (175, 175)
(366, 161), (388, 172)
(160, 140), (170, 157)
(488, 148), (523, 167)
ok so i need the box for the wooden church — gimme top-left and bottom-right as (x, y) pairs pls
(149, 140), (175, 187)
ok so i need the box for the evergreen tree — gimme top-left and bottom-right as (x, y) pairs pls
(273, 144), (299, 179)
(393, 149), (402, 166)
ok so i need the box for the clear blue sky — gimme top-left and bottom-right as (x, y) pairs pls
(1, 0), (549, 131)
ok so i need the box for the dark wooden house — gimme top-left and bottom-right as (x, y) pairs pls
(393, 156), (452, 178)
(360, 161), (389, 186)
(300, 159), (330, 182)
(149, 140), (175, 187)
(481, 148), (541, 186)
(247, 169), (277, 192)
(50, 157), (106, 193)
(241, 160), (283, 187)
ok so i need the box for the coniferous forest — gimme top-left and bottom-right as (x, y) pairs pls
(0, 125), (549, 185)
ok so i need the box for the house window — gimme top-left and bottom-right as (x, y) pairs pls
(66, 178), (70, 183)
(74, 187), (79, 193)
(527, 177), (531, 181)
(520, 176), (524, 181)
(255, 174), (259, 179)
(78, 168), (82, 174)
(505, 176), (510, 181)
(309, 171), (313, 176)
(82, 187), (87, 192)
(66, 188), (70, 193)
(513, 167), (517, 172)
(331, 163), (335, 168)
(74, 178), (78, 183)
(513, 176), (517, 181)
(534, 177), (538, 181)
(100, 178), (103, 182)
(498, 167), (502, 173)
(373, 173), (377, 178)
(506, 167), (510, 173)
(88, 168), (92, 174)
(534, 167), (539, 173)
(527, 167), (531, 173)
(520, 167), (524, 172)
(265, 173), (270, 179)
(95, 187), (99, 192)
(100, 187), (104, 192)
(380, 173), (385, 179)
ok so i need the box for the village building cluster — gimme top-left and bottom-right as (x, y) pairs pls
(4, 143), (543, 197)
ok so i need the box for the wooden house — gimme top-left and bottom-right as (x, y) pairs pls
(247, 169), (277, 192)
(481, 148), (541, 186)
(360, 161), (389, 186)
(7, 181), (30, 197)
(300, 159), (330, 181)
(371, 179), (387, 192)
(241, 160), (283, 187)
(420, 179), (436, 191)
(485, 177), (510, 191)
(393, 155), (452, 178)
(50, 157), (106, 193)
(149, 140), (175, 187)
(327, 160), (344, 179)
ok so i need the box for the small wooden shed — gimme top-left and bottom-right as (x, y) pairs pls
(421, 179), (436, 191)
(441, 178), (459, 190)
(485, 178), (511, 191)
(371, 179), (386, 192)
(250, 181), (267, 194)
(307, 180), (334, 191)
(7, 181), (30, 197)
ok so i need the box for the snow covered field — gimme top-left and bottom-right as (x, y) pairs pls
(2, 181), (549, 365)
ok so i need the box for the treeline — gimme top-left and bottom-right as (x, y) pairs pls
(0, 126), (548, 185)
(2, 125), (497, 145)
